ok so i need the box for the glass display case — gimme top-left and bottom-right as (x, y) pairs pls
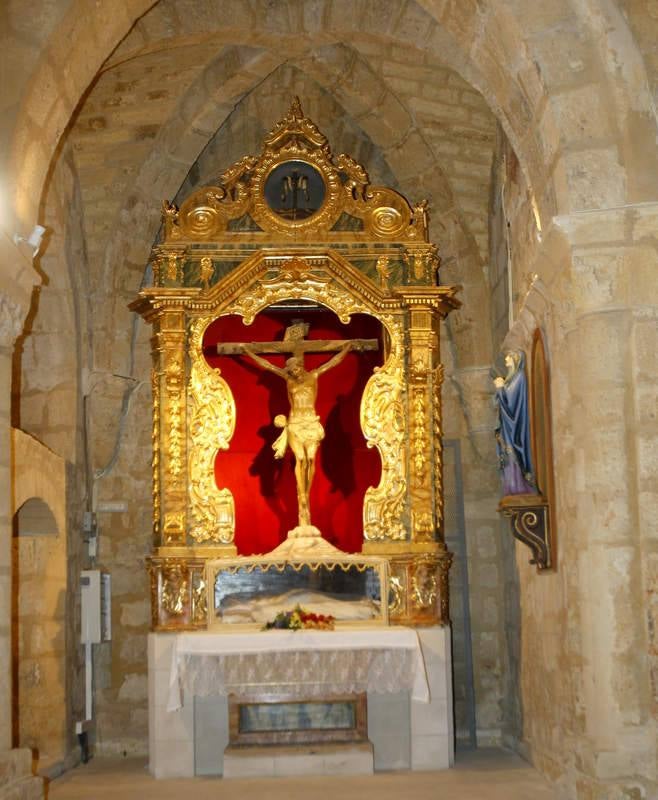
(206, 555), (389, 628)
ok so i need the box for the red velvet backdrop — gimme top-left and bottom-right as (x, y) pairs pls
(202, 309), (383, 555)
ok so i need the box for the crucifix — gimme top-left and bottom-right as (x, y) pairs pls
(281, 169), (309, 220)
(217, 321), (378, 531)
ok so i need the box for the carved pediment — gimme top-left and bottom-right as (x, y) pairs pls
(162, 98), (429, 243)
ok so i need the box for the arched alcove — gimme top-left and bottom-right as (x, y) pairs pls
(14, 499), (59, 538)
(11, 430), (67, 772)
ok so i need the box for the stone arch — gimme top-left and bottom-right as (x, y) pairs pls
(90, 46), (286, 376)
(89, 41), (492, 381)
(12, 429), (65, 530)
(14, 498), (58, 538)
(11, 0), (657, 259)
(5, 2), (657, 783)
(572, 0), (658, 203)
(8, 0), (654, 413)
(8, 0), (157, 228)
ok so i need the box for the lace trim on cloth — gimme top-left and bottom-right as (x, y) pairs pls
(178, 648), (416, 700)
(166, 628), (430, 711)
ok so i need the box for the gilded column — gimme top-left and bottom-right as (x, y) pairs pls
(152, 309), (187, 546)
(407, 303), (439, 544)
(384, 286), (457, 627)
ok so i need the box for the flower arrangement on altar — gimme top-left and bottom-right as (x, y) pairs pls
(263, 605), (335, 631)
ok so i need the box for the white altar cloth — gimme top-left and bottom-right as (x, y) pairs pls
(167, 627), (430, 712)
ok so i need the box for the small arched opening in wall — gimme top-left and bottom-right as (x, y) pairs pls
(11, 430), (67, 774)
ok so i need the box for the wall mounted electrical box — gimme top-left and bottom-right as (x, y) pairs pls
(81, 569), (112, 643)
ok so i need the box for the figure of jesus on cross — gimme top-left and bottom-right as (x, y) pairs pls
(217, 321), (378, 532)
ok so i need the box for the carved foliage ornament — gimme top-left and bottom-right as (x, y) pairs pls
(149, 558), (208, 630)
(360, 314), (407, 541)
(188, 316), (236, 544)
(433, 365), (445, 532)
(386, 552), (452, 626)
(412, 387), (427, 487)
(164, 353), (185, 488)
(161, 563), (188, 617)
(151, 366), (161, 539)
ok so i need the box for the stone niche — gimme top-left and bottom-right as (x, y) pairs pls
(11, 429), (67, 771)
(134, 100), (460, 779)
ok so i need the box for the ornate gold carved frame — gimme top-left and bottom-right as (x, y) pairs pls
(131, 99), (461, 631)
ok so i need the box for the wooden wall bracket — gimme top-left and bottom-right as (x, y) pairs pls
(498, 494), (551, 571)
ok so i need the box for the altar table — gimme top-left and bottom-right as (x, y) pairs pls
(149, 626), (453, 778)
(167, 627), (430, 712)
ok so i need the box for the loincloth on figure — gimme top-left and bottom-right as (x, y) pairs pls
(272, 413), (324, 458)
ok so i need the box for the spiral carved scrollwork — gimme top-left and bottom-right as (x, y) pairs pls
(364, 189), (412, 240)
(499, 496), (551, 570)
(361, 316), (407, 541)
(178, 202), (224, 240)
(370, 207), (404, 236)
(160, 102), (425, 244)
(187, 317), (236, 543)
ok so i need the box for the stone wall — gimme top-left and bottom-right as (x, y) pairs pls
(16, 142), (88, 765)
(89, 321), (152, 757)
(489, 125), (658, 795)
(0, 750), (43, 800)
(442, 344), (507, 746)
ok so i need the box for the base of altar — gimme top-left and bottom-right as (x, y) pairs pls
(148, 626), (453, 778)
(223, 742), (374, 778)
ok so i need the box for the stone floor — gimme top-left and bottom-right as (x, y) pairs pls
(48, 748), (560, 799)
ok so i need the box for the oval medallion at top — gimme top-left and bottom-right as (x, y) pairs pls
(264, 160), (326, 221)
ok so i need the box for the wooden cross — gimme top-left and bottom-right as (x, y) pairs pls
(216, 321), (378, 359)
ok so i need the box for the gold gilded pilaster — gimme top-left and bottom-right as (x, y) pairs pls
(150, 362), (161, 542)
(407, 304), (438, 544)
(156, 310), (188, 545)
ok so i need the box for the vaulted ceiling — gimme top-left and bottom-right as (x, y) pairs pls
(48, 0), (503, 385)
(68, 0), (497, 291)
(10, 0), (658, 402)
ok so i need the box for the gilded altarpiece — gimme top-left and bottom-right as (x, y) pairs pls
(131, 100), (460, 632)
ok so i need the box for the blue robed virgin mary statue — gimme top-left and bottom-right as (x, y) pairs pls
(494, 351), (536, 495)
